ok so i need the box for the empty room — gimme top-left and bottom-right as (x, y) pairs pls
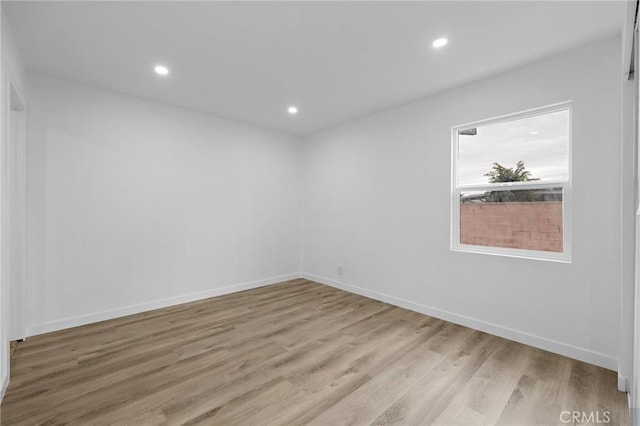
(0, 0), (638, 425)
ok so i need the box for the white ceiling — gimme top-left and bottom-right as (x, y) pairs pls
(4, 1), (626, 135)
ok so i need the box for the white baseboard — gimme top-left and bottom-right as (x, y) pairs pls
(619, 375), (629, 392)
(302, 272), (618, 372)
(26, 273), (303, 337)
(1, 373), (8, 403)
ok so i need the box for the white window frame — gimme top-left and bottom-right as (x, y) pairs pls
(451, 102), (572, 263)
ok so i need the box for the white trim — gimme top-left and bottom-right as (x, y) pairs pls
(452, 244), (571, 264)
(7, 106), (25, 341)
(622, 0), (638, 79)
(303, 272), (618, 371)
(620, 375), (629, 393)
(451, 102), (572, 263)
(0, 53), (28, 404)
(26, 273), (303, 337)
(0, 373), (7, 402)
(633, 22), (640, 421)
(457, 180), (567, 192)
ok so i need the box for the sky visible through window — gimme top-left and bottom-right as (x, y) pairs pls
(458, 109), (569, 186)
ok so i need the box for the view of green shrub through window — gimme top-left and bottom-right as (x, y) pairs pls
(453, 105), (570, 259)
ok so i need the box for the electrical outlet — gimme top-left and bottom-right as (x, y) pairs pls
(337, 266), (343, 275)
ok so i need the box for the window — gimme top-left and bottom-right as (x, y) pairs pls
(451, 103), (571, 262)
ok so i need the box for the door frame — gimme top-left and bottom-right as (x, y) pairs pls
(7, 82), (26, 342)
(0, 60), (28, 402)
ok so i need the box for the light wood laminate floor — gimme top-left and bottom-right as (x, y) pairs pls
(0, 279), (630, 425)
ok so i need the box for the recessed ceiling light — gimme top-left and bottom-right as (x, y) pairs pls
(432, 38), (448, 48)
(287, 106), (298, 115)
(530, 131), (539, 135)
(154, 65), (169, 76)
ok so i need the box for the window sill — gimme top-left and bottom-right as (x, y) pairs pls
(451, 244), (571, 263)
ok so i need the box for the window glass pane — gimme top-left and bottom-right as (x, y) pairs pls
(460, 188), (563, 253)
(458, 109), (569, 186)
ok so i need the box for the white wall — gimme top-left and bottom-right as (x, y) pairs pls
(26, 73), (301, 335)
(2, 13), (26, 98)
(302, 37), (624, 371)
